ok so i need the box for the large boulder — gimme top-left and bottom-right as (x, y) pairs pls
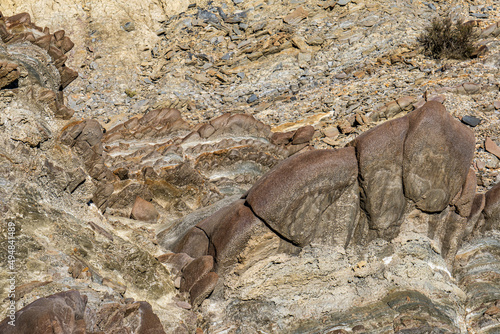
(350, 116), (409, 239)
(245, 148), (359, 247)
(403, 101), (475, 212)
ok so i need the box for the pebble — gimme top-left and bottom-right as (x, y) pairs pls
(123, 21), (135, 32)
(337, 0), (351, 5)
(461, 116), (482, 127)
(176, 301), (192, 310)
(247, 94), (258, 104)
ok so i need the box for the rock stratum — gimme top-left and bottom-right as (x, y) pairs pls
(0, 3), (500, 334)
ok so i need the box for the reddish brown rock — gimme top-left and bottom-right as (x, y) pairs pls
(173, 227), (210, 258)
(485, 137), (500, 159)
(130, 196), (159, 222)
(453, 168), (477, 218)
(350, 115), (409, 240)
(246, 148), (359, 247)
(403, 101), (475, 212)
(197, 200), (262, 270)
(59, 65), (78, 89)
(0, 290), (87, 334)
(180, 255), (214, 293)
(137, 301), (167, 334)
(291, 125), (315, 145)
(190, 271), (219, 307)
(271, 131), (295, 145)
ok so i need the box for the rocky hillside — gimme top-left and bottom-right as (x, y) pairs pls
(0, 0), (500, 333)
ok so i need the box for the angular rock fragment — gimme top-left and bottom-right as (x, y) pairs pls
(283, 6), (308, 25)
(0, 61), (19, 89)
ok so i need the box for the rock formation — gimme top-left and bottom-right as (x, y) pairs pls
(1, 3), (500, 334)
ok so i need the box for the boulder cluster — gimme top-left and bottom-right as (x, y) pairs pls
(165, 101), (499, 306)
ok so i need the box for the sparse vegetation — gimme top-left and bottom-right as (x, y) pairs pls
(418, 17), (478, 59)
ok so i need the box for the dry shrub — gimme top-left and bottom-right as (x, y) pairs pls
(418, 17), (478, 59)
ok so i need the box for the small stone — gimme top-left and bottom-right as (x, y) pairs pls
(322, 137), (339, 147)
(247, 94), (258, 104)
(283, 6), (308, 25)
(237, 72), (245, 79)
(476, 160), (486, 170)
(323, 127), (339, 138)
(130, 196), (159, 222)
(485, 305), (500, 316)
(174, 277), (182, 289)
(122, 21), (135, 32)
(485, 137), (500, 159)
(335, 72), (348, 79)
(221, 52), (234, 60)
(337, 0), (351, 5)
(472, 13), (489, 18)
(292, 125), (315, 144)
(461, 115), (482, 127)
(175, 301), (192, 310)
(493, 101), (500, 109)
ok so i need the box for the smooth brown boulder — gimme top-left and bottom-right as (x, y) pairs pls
(0, 290), (87, 334)
(130, 196), (159, 222)
(403, 101), (475, 212)
(190, 272), (219, 307)
(180, 255), (214, 293)
(246, 148), (359, 247)
(291, 125), (315, 144)
(173, 227), (210, 258)
(271, 131), (294, 145)
(350, 115), (409, 239)
(197, 200), (262, 270)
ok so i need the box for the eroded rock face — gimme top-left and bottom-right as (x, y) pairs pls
(351, 115), (409, 240)
(246, 148), (359, 247)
